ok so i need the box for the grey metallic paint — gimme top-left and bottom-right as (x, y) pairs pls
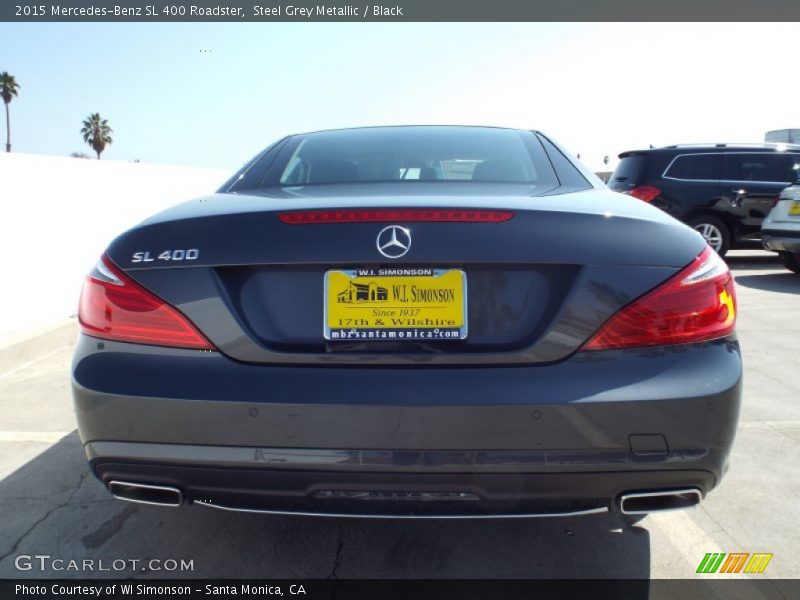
(72, 127), (742, 515)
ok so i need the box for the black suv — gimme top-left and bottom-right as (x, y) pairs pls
(608, 143), (800, 256)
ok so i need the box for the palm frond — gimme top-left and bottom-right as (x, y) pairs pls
(0, 71), (21, 103)
(81, 112), (114, 157)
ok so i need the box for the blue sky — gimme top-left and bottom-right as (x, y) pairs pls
(2, 22), (797, 171)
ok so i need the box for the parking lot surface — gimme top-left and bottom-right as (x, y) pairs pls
(1, 250), (798, 580)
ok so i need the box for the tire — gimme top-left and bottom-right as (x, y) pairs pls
(686, 215), (731, 257)
(779, 252), (800, 274)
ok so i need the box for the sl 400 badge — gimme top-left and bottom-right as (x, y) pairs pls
(131, 249), (199, 263)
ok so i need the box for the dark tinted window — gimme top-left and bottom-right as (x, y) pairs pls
(791, 154), (800, 182)
(722, 153), (794, 183)
(219, 138), (287, 191)
(611, 155), (647, 183)
(665, 154), (720, 180)
(273, 127), (558, 186)
(536, 134), (591, 189)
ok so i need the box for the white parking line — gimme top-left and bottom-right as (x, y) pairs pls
(0, 344), (73, 381)
(738, 420), (800, 430)
(0, 431), (71, 443)
(649, 510), (773, 594)
(649, 511), (727, 578)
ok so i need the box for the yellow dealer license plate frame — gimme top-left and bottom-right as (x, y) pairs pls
(324, 268), (467, 342)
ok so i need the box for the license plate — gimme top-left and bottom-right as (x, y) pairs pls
(789, 201), (800, 216)
(324, 268), (467, 341)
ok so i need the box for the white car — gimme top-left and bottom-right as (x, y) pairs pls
(763, 176), (800, 274)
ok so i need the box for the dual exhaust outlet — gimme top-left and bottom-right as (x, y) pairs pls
(108, 480), (702, 515)
(108, 480), (183, 507)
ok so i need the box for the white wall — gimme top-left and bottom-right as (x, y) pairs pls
(0, 153), (230, 340)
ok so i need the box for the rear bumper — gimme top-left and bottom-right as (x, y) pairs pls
(762, 228), (800, 254)
(96, 458), (714, 518)
(72, 334), (742, 516)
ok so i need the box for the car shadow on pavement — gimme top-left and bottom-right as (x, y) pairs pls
(0, 432), (651, 584)
(734, 272), (800, 294)
(724, 253), (780, 269)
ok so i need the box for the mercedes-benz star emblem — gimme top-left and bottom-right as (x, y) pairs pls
(376, 225), (411, 259)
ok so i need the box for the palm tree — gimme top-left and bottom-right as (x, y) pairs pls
(0, 72), (20, 153)
(80, 113), (113, 159)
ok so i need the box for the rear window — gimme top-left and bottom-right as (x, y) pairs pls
(272, 127), (558, 187)
(791, 154), (800, 182)
(664, 154), (720, 180)
(610, 155), (647, 183)
(722, 153), (794, 183)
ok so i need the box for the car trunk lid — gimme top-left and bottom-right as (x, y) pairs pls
(105, 189), (703, 365)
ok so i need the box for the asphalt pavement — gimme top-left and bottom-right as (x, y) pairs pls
(1, 250), (798, 581)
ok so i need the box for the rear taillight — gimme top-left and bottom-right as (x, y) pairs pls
(279, 209), (514, 224)
(582, 246), (736, 351)
(78, 255), (214, 350)
(627, 186), (661, 203)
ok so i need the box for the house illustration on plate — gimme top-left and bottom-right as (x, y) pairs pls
(337, 281), (389, 303)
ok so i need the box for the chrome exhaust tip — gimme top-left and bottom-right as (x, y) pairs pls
(619, 488), (702, 515)
(108, 480), (183, 507)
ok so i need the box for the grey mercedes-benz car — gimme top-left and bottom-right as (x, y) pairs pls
(72, 126), (741, 518)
